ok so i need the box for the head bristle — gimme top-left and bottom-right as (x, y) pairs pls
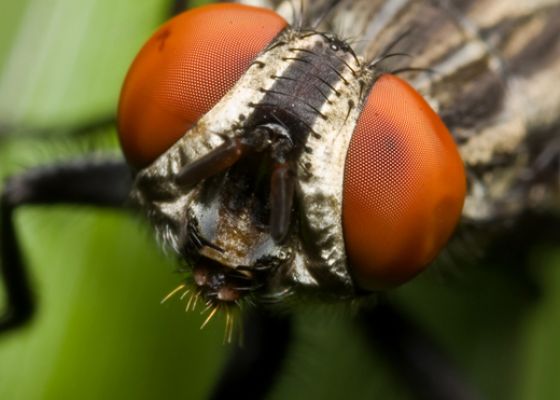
(160, 283), (186, 304)
(224, 309), (235, 344)
(200, 303), (214, 315)
(163, 282), (245, 344)
(192, 292), (200, 310)
(200, 306), (219, 330)
(185, 292), (195, 311)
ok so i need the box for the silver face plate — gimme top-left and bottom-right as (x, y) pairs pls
(131, 26), (375, 302)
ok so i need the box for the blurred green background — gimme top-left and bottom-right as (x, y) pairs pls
(0, 1), (559, 399)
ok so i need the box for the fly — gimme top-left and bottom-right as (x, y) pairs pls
(0, 1), (559, 399)
(115, 0), (560, 335)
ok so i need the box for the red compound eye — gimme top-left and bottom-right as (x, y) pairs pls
(342, 74), (466, 290)
(117, 4), (287, 168)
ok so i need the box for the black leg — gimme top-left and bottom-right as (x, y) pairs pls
(209, 307), (293, 400)
(359, 301), (482, 400)
(0, 159), (132, 332)
(170, 0), (188, 17)
(0, 115), (115, 141)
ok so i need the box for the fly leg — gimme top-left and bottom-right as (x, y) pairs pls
(170, 0), (188, 16)
(209, 307), (293, 400)
(359, 301), (482, 400)
(0, 159), (132, 332)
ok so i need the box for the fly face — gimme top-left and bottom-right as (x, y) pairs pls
(119, 3), (466, 312)
(129, 25), (367, 306)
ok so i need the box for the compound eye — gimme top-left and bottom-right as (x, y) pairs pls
(342, 74), (466, 290)
(117, 4), (287, 168)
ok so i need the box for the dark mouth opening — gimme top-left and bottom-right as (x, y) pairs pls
(191, 258), (258, 304)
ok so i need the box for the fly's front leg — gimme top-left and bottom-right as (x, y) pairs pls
(0, 116), (116, 142)
(169, 0), (188, 16)
(0, 159), (132, 332)
(209, 307), (293, 400)
(359, 301), (482, 400)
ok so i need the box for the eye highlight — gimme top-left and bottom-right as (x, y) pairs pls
(342, 74), (466, 290)
(117, 4), (287, 168)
